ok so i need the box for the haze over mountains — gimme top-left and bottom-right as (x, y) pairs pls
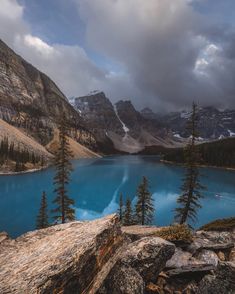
(0, 38), (235, 161)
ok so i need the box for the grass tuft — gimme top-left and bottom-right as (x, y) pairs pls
(154, 224), (193, 242)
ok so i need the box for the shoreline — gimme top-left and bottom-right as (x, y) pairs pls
(0, 165), (50, 176)
(160, 159), (235, 171)
(1, 156), (234, 175)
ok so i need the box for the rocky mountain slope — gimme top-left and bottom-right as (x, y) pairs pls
(0, 39), (98, 171)
(142, 107), (235, 141)
(0, 119), (51, 159)
(0, 214), (234, 293)
(75, 92), (181, 153)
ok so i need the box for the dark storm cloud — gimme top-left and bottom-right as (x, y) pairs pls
(1, 0), (235, 111)
(78, 0), (235, 111)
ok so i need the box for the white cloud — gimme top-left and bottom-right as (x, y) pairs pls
(76, 0), (235, 110)
(23, 35), (55, 57)
(0, 0), (112, 98)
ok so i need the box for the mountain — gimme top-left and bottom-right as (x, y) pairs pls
(141, 106), (235, 141)
(0, 39), (99, 171)
(75, 92), (181, 153)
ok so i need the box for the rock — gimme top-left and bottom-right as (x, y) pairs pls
(196, 250), (219, 267)
(202, 243), (234, 251)
(0, 39), (96, 150)
(166, 264), (215, 278)
(166, 248), (201, 268)
(182, 282), (198, 294)
(195, 230), (233, 244)
(0, 214), (123, 294)
(97, 237), (175, 293)
(196, 262), (235, 294)
(218, 251), (226, 261)
(97, 265), (144, 294)
(229, 248), (235, 262)
(0, 232), (9, 244)
(146, 282), (162, 294)
(187, 230), (234, 254)
(122, 225), (164, 241)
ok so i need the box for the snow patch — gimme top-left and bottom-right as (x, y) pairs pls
(114, 105), (129, 133)
(173, 133), (182, 139)
(228, 130), (235, 137)
(180, 111), (191, 119)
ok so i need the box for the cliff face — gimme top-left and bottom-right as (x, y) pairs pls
(0, 39), (96, 146)
(75, 92), (124, 144)
(0, 215), (234, 294)
(0, 39), (79, 122)
(0, 39), (98, 163)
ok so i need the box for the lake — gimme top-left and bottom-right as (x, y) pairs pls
(0, 155), (235, 238)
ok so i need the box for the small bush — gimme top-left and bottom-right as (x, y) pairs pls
(200, 217), (235, 231)
(154, 224), (193, 242)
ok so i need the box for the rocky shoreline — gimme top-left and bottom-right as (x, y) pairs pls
(0, 214), (234, 293)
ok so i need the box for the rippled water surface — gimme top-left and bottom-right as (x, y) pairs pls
(0, 156), (235, 237)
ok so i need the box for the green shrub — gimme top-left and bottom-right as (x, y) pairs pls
(154, 224), (193, 242)
(200, 217), (235, 231)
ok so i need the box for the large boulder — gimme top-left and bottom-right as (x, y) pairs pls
(97, 237), (175, 293)
(196, 249), (219, 267)
(166, 248), (201, 268)
(196, 262), (235, 294)
(0, 214), (123, 294)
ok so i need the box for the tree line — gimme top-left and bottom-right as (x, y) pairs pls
(0, 137), (44, 171)
(36, 103), (206, 230)
(163, 136), (235, 168)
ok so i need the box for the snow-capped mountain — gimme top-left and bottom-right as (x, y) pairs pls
(73, 91), (235, 153)
(144, 107), (235, 140)
(74, 92), (178, 153)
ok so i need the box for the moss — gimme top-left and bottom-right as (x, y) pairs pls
(200, 217), (235, 231)
(154, 224), (193, 242)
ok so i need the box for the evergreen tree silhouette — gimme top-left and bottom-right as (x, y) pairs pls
(175, 102), (205, 225)
(118, 193), (124, 223)
(135, 176), (155, 225)
(36, 191), (49, 229)
(123, 198), (133, 226)
(52, 114), (75, 224)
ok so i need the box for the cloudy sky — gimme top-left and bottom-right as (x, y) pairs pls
(1, 0), (235, 111)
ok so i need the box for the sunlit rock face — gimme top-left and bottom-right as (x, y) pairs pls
(0, 215), (175, 294)
(0, 215), (123, 293)
(0, 39), (96, 148)
(0, 216), (234, 293)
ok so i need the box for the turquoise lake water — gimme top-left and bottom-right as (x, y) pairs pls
(0, 155), (235, 238)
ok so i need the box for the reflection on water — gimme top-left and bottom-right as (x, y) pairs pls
(0, 156), (235, 237)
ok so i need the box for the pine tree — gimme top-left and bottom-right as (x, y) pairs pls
(118, 193), (124, 223)
(36, 191), (49, 229)
(175, 102), (205, 225)
(123, 198), (133, 226)
(135, 176), (155, 225)
(52, 114), (75, 224)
